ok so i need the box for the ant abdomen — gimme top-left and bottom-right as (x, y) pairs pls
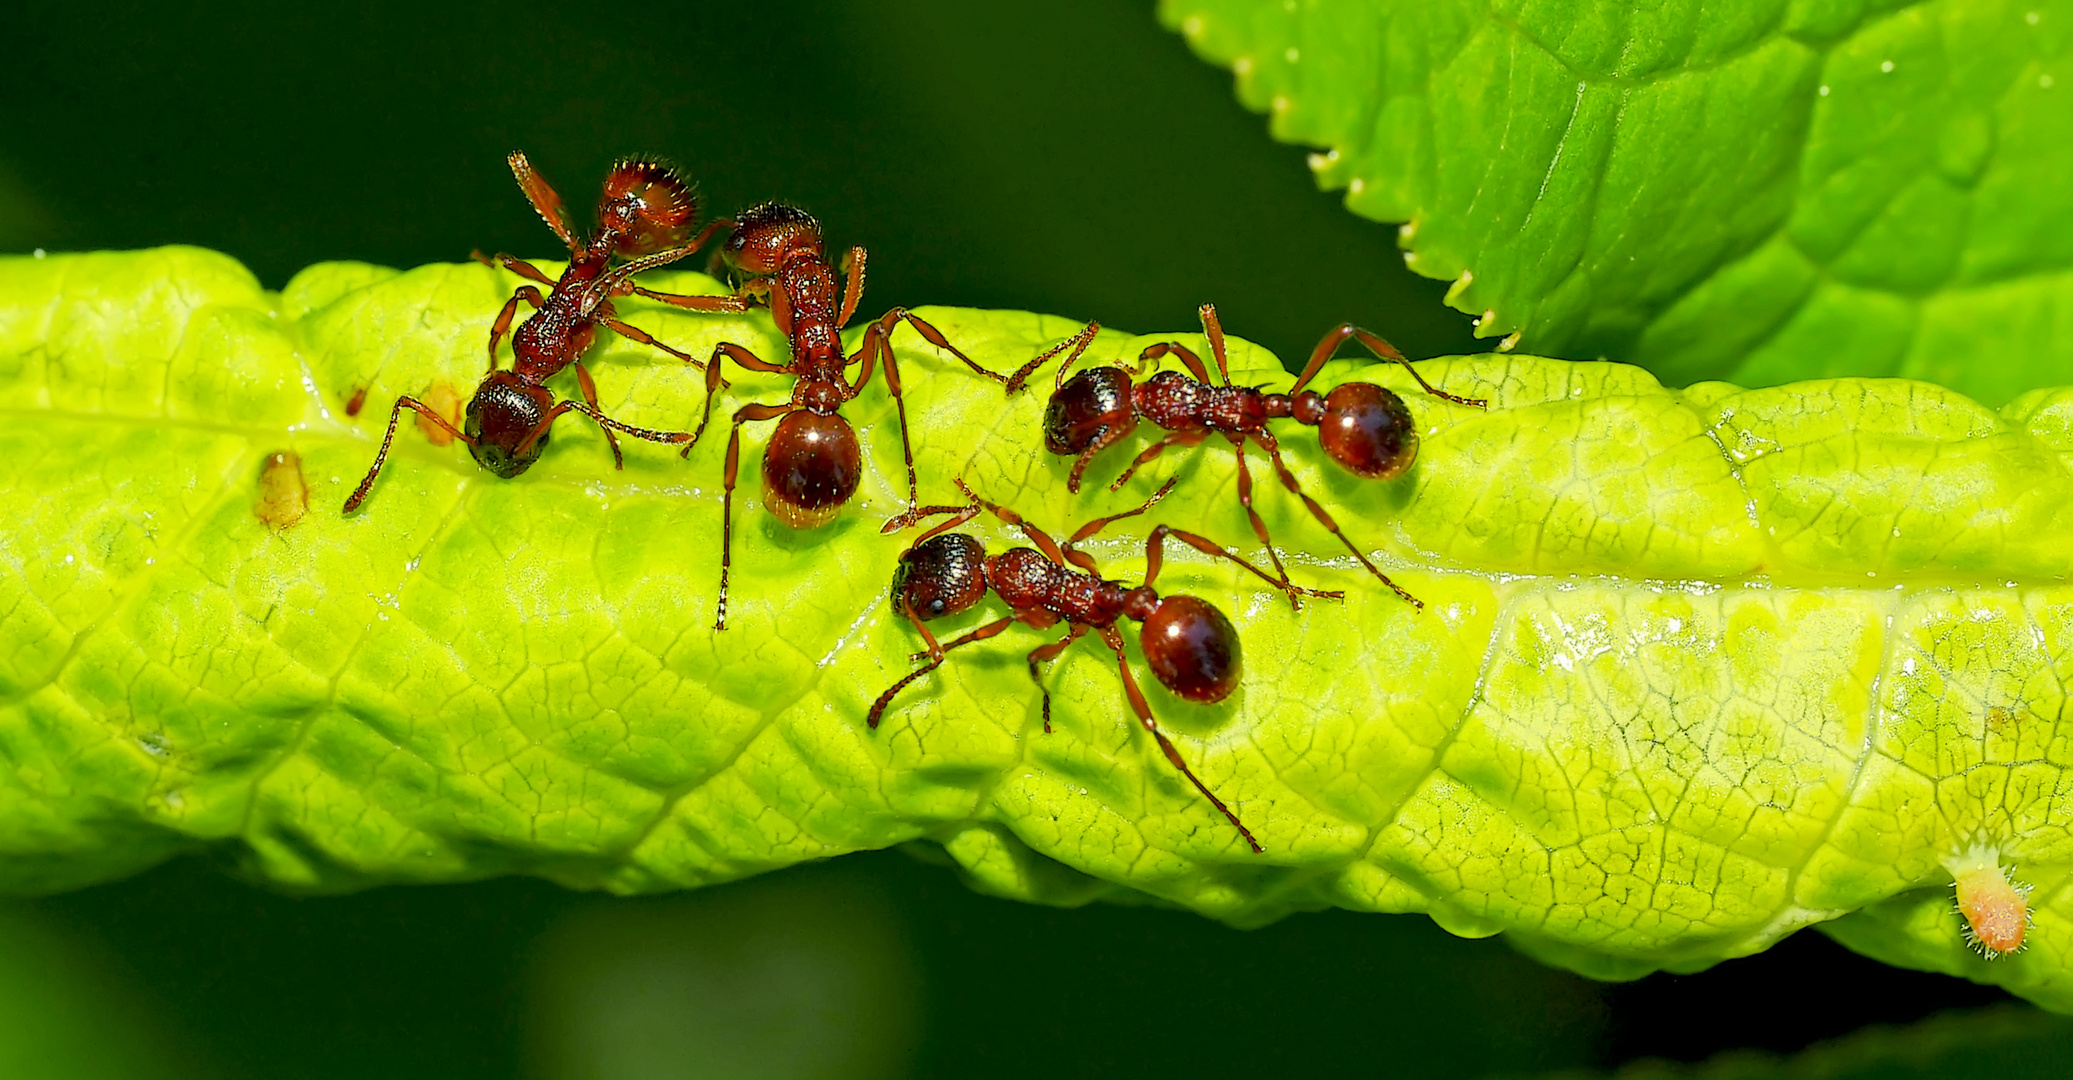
(596, 158), (699, 257)
(761, 411), (862, 528)
(1043, 367), (1134, 455)
(892, 534), (988, 619)
(1140, 596), (1240, 704)
(1317, 382), (1417, 480)
(464, 374), (556, 478)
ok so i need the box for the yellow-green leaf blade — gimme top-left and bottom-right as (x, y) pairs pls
(7, 248), (2073, 1013)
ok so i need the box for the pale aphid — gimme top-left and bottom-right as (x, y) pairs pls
(1941, 845), (2033, 958)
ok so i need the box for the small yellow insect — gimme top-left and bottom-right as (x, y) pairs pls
(253, 450), (309, 531)
(1941, 845), (2033, 958)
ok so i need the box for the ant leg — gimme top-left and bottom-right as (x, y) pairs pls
(1060, 478), (1181, 571)
(627, 288), (752, 314)
(868, 614), (1018, 728)
(598, 245), (701, 296)
(898, 599), (951, 663)
(1064, 420), (1142, 495)
(838, 246), (868, 326)
(1107, 430), (1208, 492)
(600, 315), (711, 373)
(1005, 321), (1101, 394)
(1098, 625), (1261, 853)
(1257, 430), (1423, 610)
(1145, 524), (1343, 601)
(1025, 624), (1089, 733)
(683, 342), (789, 455)
(473, 251), (558, 287)
(571, 362), (626, 467)
(505, 151), (581, 253)
(846, 321), (919, 509)
(616, 219), (740, 310)
(949, 478), (1077, 570)
(620, 220), (750, 309)
(712, 402), (796, 631)
(868, 307), (1010, 384)
(342, 396), (476, 513)
(1293, 324), (1487, 409)
(1136, 340), (1211, 384)
(486, 286), (547, 371)
(882, 495), (984, 538)
(1227, 436), (1305, 610)
(512, 399), (695, 463)
(1197, 303), (1234, 386)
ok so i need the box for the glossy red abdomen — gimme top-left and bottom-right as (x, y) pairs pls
(760, 411), (862, 528)
(1140, 596), (1240, 703)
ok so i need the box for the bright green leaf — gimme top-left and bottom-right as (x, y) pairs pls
(7, 248), (2073, 1010)
(1162, 0), (2073, 403)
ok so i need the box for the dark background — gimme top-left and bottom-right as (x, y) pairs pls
(0, 1), (2034, 1076)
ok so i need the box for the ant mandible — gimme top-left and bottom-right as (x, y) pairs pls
(682, 201), (1011, 629)
(1001, 303), (1487, 610)
(344, 151), (747, 511)
(871, 477), (1345, 854)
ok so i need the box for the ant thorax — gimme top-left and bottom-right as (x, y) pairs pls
(1134, 370), (1266, 434)
(510, 304), (598, 376)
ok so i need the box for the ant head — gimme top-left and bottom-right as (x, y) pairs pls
(464, 372), (556, 478)
(720, 202), (825, 278)
(1317, 382), (1418, 479)
(892, 533), (989, 621)
(1043, 367), (1135, 455)
(597, 158), (699, 257)
(1139, 595), (1240, 704)
(760, 410), (861, 528)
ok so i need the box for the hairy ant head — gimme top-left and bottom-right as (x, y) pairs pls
(720, 202), (825, 278)
(464, 372), (557, 478)
(892, 533), (988, 620)
(1139, 595), (1241, 704)
(1043, 367), (1136, 455)
(1317, 382), (1418, 479)
(761, 411), (862, 528)
(597, 158), (699, 257)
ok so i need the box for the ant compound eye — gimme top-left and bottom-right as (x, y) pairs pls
(1319, 382), (1417, 479)
(1043, 368), (1135, 455)
(1139, 596), (1240, 704)
(892, 534), (987, 621)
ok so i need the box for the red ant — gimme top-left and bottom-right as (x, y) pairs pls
(1002, 303), (1487, 610)
(344, 151), (747, 512)
(871, 477), (1345, 854)
(682, 201), (1010, 629)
